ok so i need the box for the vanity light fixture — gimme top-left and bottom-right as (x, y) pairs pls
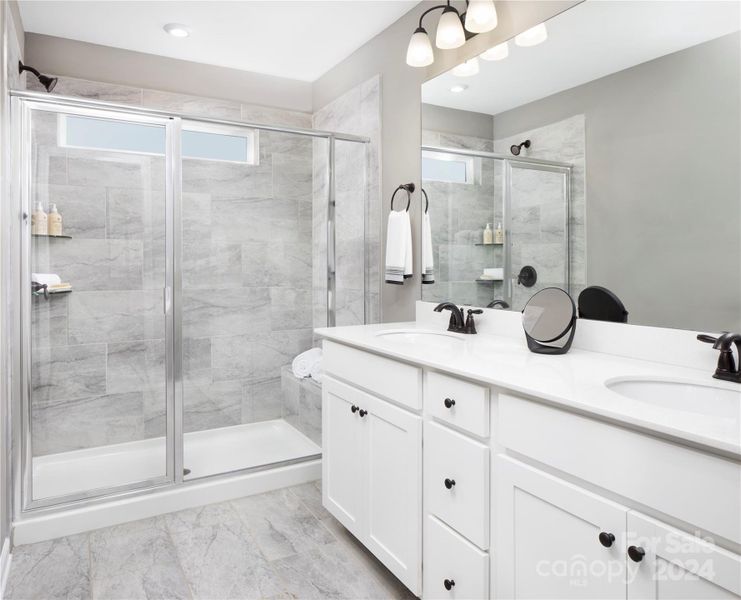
(514, 22), (547, 47)
(406, 1), (498, 67)
(450, 84), (468, 93)
(452, 57), (480, 77)
(480, 41), (508, 61)
(163, 23), (191, 38)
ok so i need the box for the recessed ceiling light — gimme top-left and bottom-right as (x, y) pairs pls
(163, 23), (191, 38)
(450, 84), (468, 93)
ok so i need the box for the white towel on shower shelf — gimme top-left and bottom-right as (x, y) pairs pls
(309, 357), (323, 383)
(32, 273), (61, 287)
(292, 347), (322, 379)
(422, 211), (434, 284)
(384, 209), (413, 284)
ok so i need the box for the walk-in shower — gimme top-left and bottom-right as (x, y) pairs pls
(10, 90), (369, 520)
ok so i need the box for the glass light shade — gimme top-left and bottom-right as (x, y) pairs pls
(464, 1), (498, 34)
(515, 22), (548, 47)
(406, 27), (434, 67)
(436, 7), (466, 49)
(480, 41), (508, 61)
(452, 57), (479, 77)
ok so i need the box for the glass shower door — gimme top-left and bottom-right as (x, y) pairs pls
(20, 100), (175, 506)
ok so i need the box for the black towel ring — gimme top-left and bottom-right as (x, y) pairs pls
(422, 188), (429, 214)
(390, 182), (415, 212)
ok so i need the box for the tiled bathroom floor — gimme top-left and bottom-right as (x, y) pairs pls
(5, 481), (415, 600)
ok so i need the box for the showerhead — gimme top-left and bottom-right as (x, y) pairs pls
(510, 139), (531, 156)
(19, 61), (58, 93)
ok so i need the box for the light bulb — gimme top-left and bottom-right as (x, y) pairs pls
(464, 1), (498, 34)
(515, 22), (548, 47)
(163, 23), (191, 38)
(436, 6), (466, 50)
(452, 57), (479, 77)
(480, 41), (508, 61)
(406, 27), (434, 67)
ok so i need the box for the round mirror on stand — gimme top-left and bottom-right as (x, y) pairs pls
(522, 288), (577, 354)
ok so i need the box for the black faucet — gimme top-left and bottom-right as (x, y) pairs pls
(434, 302), (482, 334)
(487, 299), (510, 309)
(697, 332), (741, 383)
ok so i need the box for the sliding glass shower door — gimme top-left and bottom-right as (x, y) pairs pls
(19, 100), (175, 506)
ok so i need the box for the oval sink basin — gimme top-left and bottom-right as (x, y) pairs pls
(605, 378), (740, 418)
(374, 329), (465, 348)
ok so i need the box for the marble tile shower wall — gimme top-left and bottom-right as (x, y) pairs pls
(27, 75), (318, 455)
(312, 75), (381, 328)
(421, 129), (504, 307)
(493, 114), (586, 308)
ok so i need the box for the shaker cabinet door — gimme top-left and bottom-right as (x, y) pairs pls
(495, 455), (627, 600)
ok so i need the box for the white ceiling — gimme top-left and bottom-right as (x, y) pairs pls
(422, 0), (741, 116)
(18, 0), (419, 82)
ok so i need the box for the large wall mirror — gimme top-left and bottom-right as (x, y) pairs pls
(420, 0), (740, 332)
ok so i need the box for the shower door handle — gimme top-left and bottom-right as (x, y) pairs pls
(163, 286), (172, 315)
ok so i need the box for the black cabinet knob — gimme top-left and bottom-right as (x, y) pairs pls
(598, 532), (615, 548)
(444, 398), (456, 408)
(444, 478), (456, 489)
(351, 405), (358, 413)
(443, 579), (455, 591)
(628, 546), (645, 563)
(359, 409), (367, 417)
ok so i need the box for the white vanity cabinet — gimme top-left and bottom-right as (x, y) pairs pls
(321, 352), (422, 595)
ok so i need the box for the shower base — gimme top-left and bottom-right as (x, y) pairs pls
(33, 418), (320, 500)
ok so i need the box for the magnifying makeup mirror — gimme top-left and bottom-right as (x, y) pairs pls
(522, 287), (577, 354)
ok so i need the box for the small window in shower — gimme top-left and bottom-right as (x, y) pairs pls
(422, 151), (475, 184)
(58, 116), (258, 164)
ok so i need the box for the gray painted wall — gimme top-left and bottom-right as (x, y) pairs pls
(422, 104), (493, 139)
(492, 32), (741, 332)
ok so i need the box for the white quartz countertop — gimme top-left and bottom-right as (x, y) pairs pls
(315, 322), (741, 459)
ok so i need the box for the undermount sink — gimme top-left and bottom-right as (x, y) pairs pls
(374, 329), (465, 348)
(605, 377), (740, 418)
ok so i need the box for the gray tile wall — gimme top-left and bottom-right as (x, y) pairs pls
(27, 76), (326, 455)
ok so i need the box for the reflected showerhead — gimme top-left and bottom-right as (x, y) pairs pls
(510, 139), (531, 156)
(19, 61), (58, 93)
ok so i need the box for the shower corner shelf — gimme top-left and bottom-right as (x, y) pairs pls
(474, 242), (503, 246)
(475, 278), (503, 284)
(32, 233), (72, 239)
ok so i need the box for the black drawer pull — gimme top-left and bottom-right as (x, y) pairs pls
(359, 409), (367, 417)
(444, 478), (456, 490)
(628, 546), (645, 563)
(444, 579), (455, 591)
(351, 405), (358, 413)
(444, 398), (456, 408)
(598, 532), (615, 548)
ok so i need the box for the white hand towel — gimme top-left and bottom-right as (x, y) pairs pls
(385, 210), (413, 284)
(291, 347), (322, 379)
(309, 358), (323, 383)
(422, 211), (434, 284)
(32, 273), (61, 287)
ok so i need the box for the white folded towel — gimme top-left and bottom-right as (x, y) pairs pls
(422, 211), (434, 284)
(385, 209), (413, 284)
(32, 273), (61, 287)
(292, 347), (322, 379)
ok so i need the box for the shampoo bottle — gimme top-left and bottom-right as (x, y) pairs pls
(48, 203), (62, 236)
(494, 222), (504, 244)
(483, 223), (493, 245)
(31, 202), (48, 236)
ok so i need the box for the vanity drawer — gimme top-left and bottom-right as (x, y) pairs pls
(426, 371), (489, 437)
(498, 393), (741, 545)
(425, 421), (489, 549)
(323, 341), (421, 410)
(424, 515), (489, 600)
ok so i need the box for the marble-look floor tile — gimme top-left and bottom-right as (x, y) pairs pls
(290, 480), (331, 521)
(4, 534), (90, 600)
(89, 517), (191, 600)
(230, 487), (335, 561)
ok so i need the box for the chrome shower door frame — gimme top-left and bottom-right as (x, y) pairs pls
(13, 97), (179, 511)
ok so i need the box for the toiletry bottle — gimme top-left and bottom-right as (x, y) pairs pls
(48, 203), (62, 236)
(483, 223), (493, 245)
(31, 202), (48, 235)
(494, 222), (504, 244)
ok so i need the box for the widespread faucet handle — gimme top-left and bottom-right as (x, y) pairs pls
(697, 334), (718, 344)
(465, 309), (483, 334)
